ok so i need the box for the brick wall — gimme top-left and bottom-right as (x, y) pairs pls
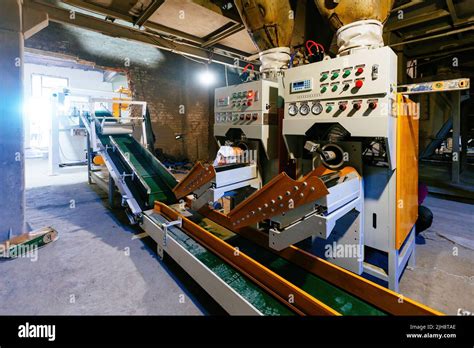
(26, 22), (214, 162)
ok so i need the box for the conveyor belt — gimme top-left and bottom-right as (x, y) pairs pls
(191, 215), (385, 316)
(147, 212), (293, 315)
(89, 121), (440, 316)
(98, 133), (177, 208)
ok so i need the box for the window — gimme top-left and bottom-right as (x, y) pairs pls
(31, 74), (68, 98)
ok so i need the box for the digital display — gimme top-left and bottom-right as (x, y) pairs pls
(216, 96), (230, 107)
(290, 79), (312, 93)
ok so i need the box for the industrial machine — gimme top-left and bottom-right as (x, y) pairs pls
(82, 0), (441, 315)
(169, 3), (419, 291)
(81, 97), (177, 223)
(81, 92), (436, 316)
(175, 79), (280, 212)
(281, 45), (417, 291)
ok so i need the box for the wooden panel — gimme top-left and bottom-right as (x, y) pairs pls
(396, 94), (419, 250)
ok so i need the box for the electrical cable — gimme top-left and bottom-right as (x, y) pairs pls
(289, 52), (297, 68)
(305, 40), (325, 56)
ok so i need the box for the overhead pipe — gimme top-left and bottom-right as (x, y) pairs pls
(313, 0), (395, 54)
(234, 0), (295, 78)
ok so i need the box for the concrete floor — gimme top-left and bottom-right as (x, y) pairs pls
(0, 159), (215, 315)
(0, 158), (472, 315)
(399, 195), (474, 314)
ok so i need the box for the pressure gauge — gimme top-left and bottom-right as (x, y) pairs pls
(299, 103), (310, 116)
(288, 103), (298, 116)
(311, 102), (323, 115)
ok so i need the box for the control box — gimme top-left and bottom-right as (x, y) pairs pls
(213, 79), (279, 164)
(214, 79), (278, 128)
(283, 46), (397, 141)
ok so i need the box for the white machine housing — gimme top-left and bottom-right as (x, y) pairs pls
(283, 46), (398, 168)
(209, 79), (280, 206)
(214, 79), (279, 161)
(281, 46), (415, 291)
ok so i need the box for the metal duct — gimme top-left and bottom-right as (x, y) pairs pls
(314, 0), (395, 30)
(234, 0), (295, 75)
(234, 0), (294, 51)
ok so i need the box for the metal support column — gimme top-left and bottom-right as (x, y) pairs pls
(49, 93), (60, 175)
(86, 131), (92, 184)
(451, 91), (461, 183)
(108, 176), (115, 208)
(0, 0), (25, 240)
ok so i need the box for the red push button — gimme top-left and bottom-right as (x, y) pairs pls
(356, 67), (364, 74)
(353, 102), (361, 110)
(369, 101), (377, 109)
(239, 114), (245, 120)
(247, 100), (253, 106)
(355, 80), (363, 88)
(252, 113), (258, 120)
(339, 104), (347, 111)
(245, 114), (251, 120)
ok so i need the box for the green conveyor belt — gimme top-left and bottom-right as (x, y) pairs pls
(98, 133), (177, 207)
(148, 212), (293, 316)
(191, 216), (386, 316)
(225, 236), (385, 316)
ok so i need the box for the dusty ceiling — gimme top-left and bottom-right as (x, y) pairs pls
(62, 0), (258, 54)
(26, 0), (474, 74)
(386, 0), (474, 58)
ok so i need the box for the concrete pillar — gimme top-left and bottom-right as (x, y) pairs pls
(0, 0), (25, 240)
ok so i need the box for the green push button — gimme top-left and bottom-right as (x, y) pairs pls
(332, 72), (339, 79)
(321, 73), (328, 81)
(326, 105), (333, 112)
(321, 86), (327, 93)
(332, 85), (338, 92)
(343, 70), (351, 77)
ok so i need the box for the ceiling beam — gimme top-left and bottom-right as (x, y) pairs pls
(390, 25), (474, 48)
(134, 0), (165, 27)
(62, 0), (204, 44)
(391, 0), (424, 13)
(413, 45), (474, 60)
(26, 0), (252, 68)
(62, 0), (130, 21)
(202, 22), (244, 48)
(445, 0), (459, 25)
(401, 31), (474, 57)
(386, 9), (451, 31)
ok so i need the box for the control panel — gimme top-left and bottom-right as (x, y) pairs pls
(214, 79), (278, 127)
(283, 46), (397, 122)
